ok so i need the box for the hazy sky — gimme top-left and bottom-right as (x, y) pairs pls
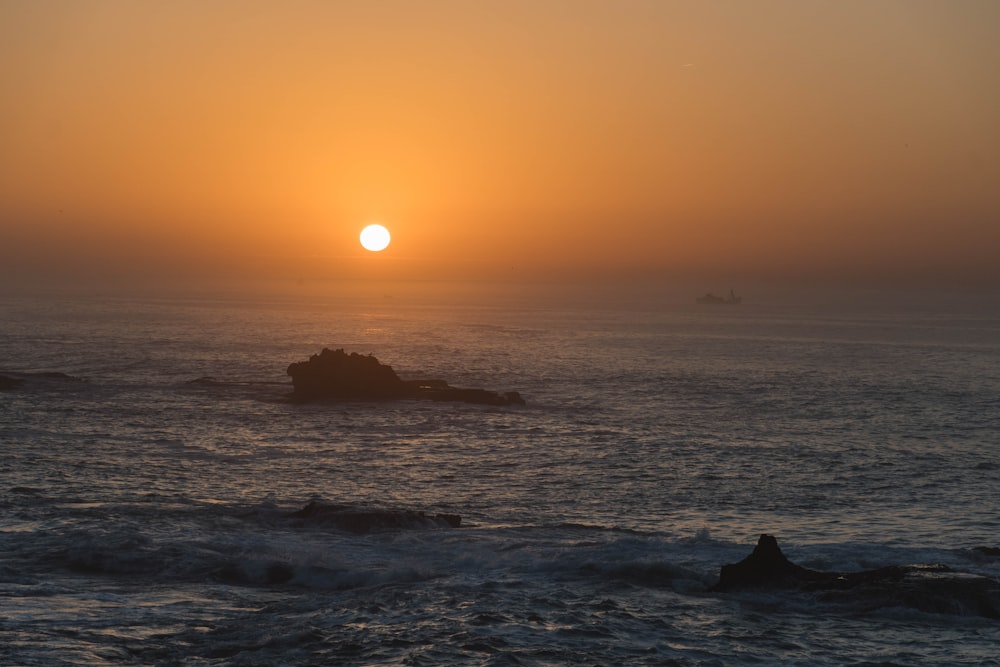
(2, 0), (999, 291)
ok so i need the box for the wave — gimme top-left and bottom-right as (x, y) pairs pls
(0, 371), (87, 391)
(285, 500), (461, 533)
(8, 489), (1000, 621)
(214, 558), (440, 589)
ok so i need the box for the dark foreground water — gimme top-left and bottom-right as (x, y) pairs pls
(2, 286), (999, 665)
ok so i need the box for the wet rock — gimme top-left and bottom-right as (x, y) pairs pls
(712, 534), (845, 591)
(427, 387), (526, 406)
(712, 534), (1000, 619)
(287, 348), (406, 399)
(286, 348), (524, 406)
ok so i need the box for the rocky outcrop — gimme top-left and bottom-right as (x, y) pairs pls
(713, 534), (1000, 618)
(286, 348), (525, 405)
(425, 386), (526, 406)
(712, 534), (828, 591)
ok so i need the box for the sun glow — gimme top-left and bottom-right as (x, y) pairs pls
(359, 224), (391, 252)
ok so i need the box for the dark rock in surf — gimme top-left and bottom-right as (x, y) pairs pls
(713, 534), (1000, 619)
(213, 502), (462, 586)
(712, 534), (831, 591)
(427, 387), (525, 407)
(286, 348), (525, 406)
(713, 534), (956, 593)
(287, 500), (461, 534)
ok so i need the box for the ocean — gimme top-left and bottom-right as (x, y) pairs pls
(1, 285), (998, 666)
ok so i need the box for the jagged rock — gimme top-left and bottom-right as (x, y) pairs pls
(287, 500), (461, 534)
(286, 348), (525, 406)
(713, 534), (950, 592)
(287, 348), (406, 399)
(713, 534), (1000, 618)
(713, 534), (828, 591)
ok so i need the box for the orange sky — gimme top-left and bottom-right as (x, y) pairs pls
(2, 1), (999, 292)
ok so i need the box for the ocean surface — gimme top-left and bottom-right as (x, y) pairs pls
(2, 285), (999, 666)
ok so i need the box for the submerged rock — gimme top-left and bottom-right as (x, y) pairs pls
(286, 348), (525, 406)
(713, 534), (1000, 618)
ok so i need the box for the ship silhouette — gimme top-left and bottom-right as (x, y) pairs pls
(697, 289), (742, 305)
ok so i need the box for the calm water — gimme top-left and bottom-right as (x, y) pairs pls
(1, 285), (999, 665)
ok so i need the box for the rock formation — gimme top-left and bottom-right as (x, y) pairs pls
(712, 534), (1000, 618)
(712, 534), (827, 591)
(286, 348), (525, 406)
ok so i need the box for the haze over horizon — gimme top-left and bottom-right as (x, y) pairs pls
(2, 1), (999, 294)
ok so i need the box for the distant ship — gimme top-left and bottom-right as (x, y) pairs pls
(697, 290), (742, 305)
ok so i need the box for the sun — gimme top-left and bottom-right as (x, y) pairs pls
(359, 224), (391, 252)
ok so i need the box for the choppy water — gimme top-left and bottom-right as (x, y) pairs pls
(2, 286), (999, 665)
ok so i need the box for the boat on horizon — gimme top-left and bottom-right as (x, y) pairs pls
(697, 290), (742, 305)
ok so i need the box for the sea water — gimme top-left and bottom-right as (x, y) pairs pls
(1, 285), (998, 666)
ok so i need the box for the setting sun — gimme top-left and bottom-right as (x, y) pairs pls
(1, 2), (998, 290)
(360, 224), (391, 252)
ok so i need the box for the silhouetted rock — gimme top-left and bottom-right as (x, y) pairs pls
(712, 534), (951, 592)
(287, 500), (461, 534)
(426, 387), (526, 406)
(713, 534), (1000, 618)
(713, 534), (828, 591)
(286, 348), (525, 405)
(287, 348), (406, 399)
